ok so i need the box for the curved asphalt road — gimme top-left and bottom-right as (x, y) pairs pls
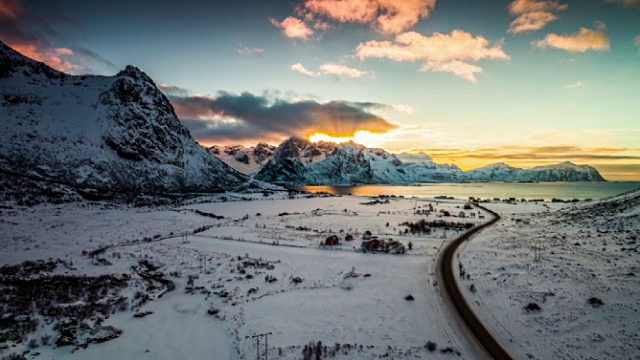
(438, 205), (514, 360)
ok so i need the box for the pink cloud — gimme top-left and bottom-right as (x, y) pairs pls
(291, 63), (320, 78)
(301, 0), (435, 35)
(319, 63), (368, 78)
(533, 25), (610, 52)
(508, 0), (567, 34)
(270, 17), (314, 40)
(419, 60), (483, 82)
(11, 44), (80, 73)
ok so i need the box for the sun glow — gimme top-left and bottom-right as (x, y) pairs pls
(309, 131), (387, 148)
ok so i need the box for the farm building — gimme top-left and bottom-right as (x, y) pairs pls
(325, 235), (340, 246)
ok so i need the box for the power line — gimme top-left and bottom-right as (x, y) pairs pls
(246, 332), (273, 360)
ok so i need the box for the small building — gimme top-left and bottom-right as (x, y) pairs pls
(325, 235), (340, 246)
(464, 204), (473, 210)
(362, 230), (373, 240)
(345, 234), (354, 241)
(458, 211), (466, 218)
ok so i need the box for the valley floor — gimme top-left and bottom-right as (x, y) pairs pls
(1, 193), (490, 360)
(3, 190), (636, 360)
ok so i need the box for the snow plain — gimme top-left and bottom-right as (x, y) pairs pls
(0, 193), (488, 360)
(459, 190), (640, 360)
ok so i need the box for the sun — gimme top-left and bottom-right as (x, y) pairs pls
(309, 131), (387, 148)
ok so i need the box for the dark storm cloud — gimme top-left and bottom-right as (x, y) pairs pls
(169, 91), (399, 144)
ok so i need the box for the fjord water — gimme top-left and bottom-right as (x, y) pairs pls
(295, 182), (640, 201)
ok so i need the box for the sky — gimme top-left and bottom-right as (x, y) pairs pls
(1, 0), (639, 180)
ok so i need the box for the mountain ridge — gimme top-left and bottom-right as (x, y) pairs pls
(210, 137), (606, 185)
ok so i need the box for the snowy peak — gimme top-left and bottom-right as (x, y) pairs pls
(254, 137), (463, 185)
(0, 42), (246, 200)
(466, 161), (605, 182)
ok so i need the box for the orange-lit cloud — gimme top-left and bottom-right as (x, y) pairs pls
(533, 23), (610, 52)
(0, 0), (22, 18)
(357, 31), (510, 62)
(301, 0), (436, 35)
(9, 43), (80, 73)
(509, 0), (567, 15)
(508, 0), (567, 34)
(356, 30), (509, 81)
(270, 17), (314, 40)
(0, 0), (112, 74)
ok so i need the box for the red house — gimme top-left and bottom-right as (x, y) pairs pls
(345, 234), (354, 241)
(325, 235), (340, 245)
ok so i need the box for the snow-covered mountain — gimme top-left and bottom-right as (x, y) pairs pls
(0, 41), (246, 201)
(239, 138), (605, 185)
(465, 161), (605, 182)
(252, 137), (464, 185)
(208, 143), (276, 176)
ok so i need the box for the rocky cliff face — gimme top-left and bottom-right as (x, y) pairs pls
(0, 41), (246, 201)
(208, 143), (277, 175)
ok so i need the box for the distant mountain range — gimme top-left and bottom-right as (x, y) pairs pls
(210, 138), (606, 185)
(0, 40), (246, 202)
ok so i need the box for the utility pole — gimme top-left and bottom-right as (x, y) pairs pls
(200, 254), (208, 273)
(246, 332), (272, 360)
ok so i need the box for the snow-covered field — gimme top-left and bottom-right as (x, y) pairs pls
(0, 193), (489, 360)
(459, 190), (640, 360)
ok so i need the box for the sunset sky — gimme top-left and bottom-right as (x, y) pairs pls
(2, 0), (639, 180)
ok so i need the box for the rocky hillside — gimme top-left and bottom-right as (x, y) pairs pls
(209, 143), (277, 176)
(0, 41), (246, 202)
